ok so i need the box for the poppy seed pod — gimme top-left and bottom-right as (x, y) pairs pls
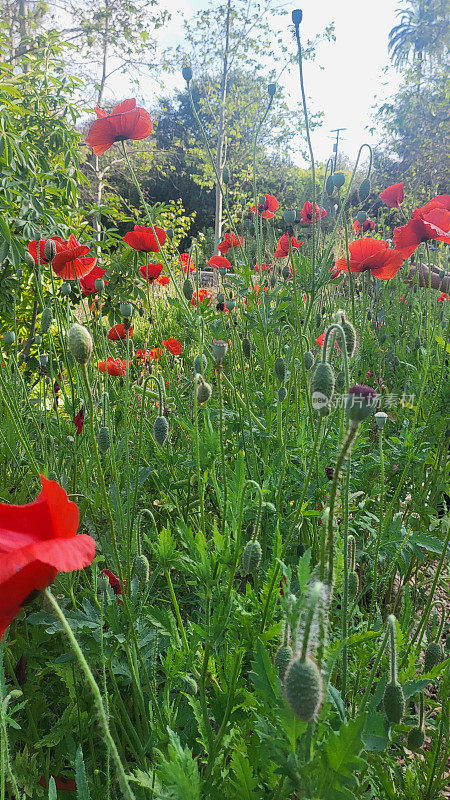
(39, 353), (48, 368)
(359, 177), (371, 201)
(40, 308), (53, 334)
(134, 554), (150, 584)
(278, 386), (287, 402)
(274, 644), (292, 679)
(326, 175), (334, 197)
(342, 319), (357, 357)
(356, 211), (367, 223)
(374, 411), (387, 429)
(274, 356), (286, 383)
(267, 83), (276, 97)
(332, 172), (345, 189)
(284, 656), (323, 722)
(383, 681), (405, 724)
(61, 282), (71, 297)
(34, 334), (42, 346)
(196, 376), (212, 404)
(424, 641), (442, 673)
(211, 339), (228, 365)
(304, 351), (314, 370)
(283, 209), (297, 225)
(345, 384), (377, 423)
(68, 323), (92, 365)
(193, 353), (207, 374)
(312, 362), (335, 402)
(407, 727), (425, 752)
(182, 65), (193, 83)
(222, 165), (230, 185)
(291, 8), (303, 26)
(3, 331), (15, 346)
(44, 239), (57, 261)
(120, 302), (133, 319)
(241, 540), (262, 575)
(242, 337), (252, 359)
(95, 278), (105, 293)
(153, 415), (169, 446)
(183, 278), (194, 301)
(98, 426), (111, 454)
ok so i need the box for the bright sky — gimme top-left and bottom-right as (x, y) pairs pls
(103, 0), (403, 168)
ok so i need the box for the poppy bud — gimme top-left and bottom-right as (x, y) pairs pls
(267, 83), (276, 97)
(222, 166), (230, 185)
(225, 299), (236, 311)
(182, 65), (193, 83)
(335, 370), (345, 392)
(284, 657), (323, 722)
(312, 362), (334, 404)
(278, 386), (287, 402)
(342, 319), (357, 357)
(291, 8), (303, 26)
(95, 278), (105, 294)
(120, 302), (133, 318)
(183, 675), (198, 695)
(274, 357), (286, 383)
(242, 337), (252, 359)
(44, 239), (56, 260)
(282, 265), (291, 280)
(345, 384), (377, 423)
(332, 172), (345, 189)
(24, 251), (35, 267)
(274, 644), (292, 679)
(407, 727), (425, 752)
(196, 376), (212, 404)
(374, 411), (387, 429)
(98, 426), (111, 453)
(97, 574), (110, 594)
(367, 310), (372, 321)
(34, 334), (42, 346)
(3, 331), (15, 346)
(356, 211), (367, 223)
(304, 351), (314, 370)
(241, 540), (262, 574)
(68, 323), (93, 365)
(348, 571), (358, 599)
(183, 279), (194, 301)
(383, 681), (405, 724)
(217, 292), (225, 304)
(283, 209), (296, 225)
(359, 178), (371, 201)
(153, 415), (169, 446)
(326, 175), (334, 197)
(61, 282), (71, 297)
(40, 307), (53, 334)
(211, 339), (228, 365)
(39, 353), (48, 367)
(134, 554), (150, 584)
(424, 641), (442, 673)
(193, 353), (207, 374)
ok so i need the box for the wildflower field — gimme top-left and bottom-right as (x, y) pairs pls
(0, 4), (449, 799)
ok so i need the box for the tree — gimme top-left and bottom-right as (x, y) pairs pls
(388, 0), (448, 87)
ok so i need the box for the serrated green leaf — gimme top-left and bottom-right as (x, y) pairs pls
(75, 745), (90, 800)
(249, 638), (279, 706)
(229, 749), (258, 800)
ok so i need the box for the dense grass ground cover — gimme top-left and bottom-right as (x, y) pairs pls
(0, 11), (449, 800)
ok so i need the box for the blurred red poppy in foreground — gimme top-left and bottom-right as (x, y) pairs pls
(179, 253), (195, 272)
(335, 238), (405, 280)
(353, 219), (375, 234)
(208, 255), (231, 269)
(98, 358), (128, 376)
(139, 263), (163, 282)
(218, 231), (242, 255)
(300, 201), (327, 224)
(379, 182), (404, 208)
(80, 265), (107, 295)
(108, 324), (133, 341)
(162, 338), (183, 356)
(85, 99), (153, 157)
(50, 235), (96, 280)
(274, 233), (303, 258)
(0, 477), (95, 641)
(420, 194), (450, 213)
(123, 225), (166, 253)
(393, 202), (450, 258)
(254, 263), (271, 272)
(251, 193), (279, 219)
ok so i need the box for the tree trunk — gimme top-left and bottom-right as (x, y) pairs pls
(90, 0), (110, 249)
(213, 0), (232, 254)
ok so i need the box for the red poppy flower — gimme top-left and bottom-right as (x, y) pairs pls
(149, 347), (163, 360)
(315, 332), (339, 349)
(101, 568), (124, 596)
(437, 292), (449, 301)
(28, 237), (64, 266)
(107, 324), (133, 341)
(85, 99), (153, 157)
(98, 358), (128, 376)
(393, 205), (450, 258)
(335, 238), (405, 280)
(179, 253), (195, 273)
(191, 289), (211, 306)
(353, 219), (375, 234)
(251, 193), (279, 219)
(254, 263), (271, 272)
(39, 776), (76, 791)
(123, 225), (166, 253)
(300, 201), (327, 224)
(50, 234), (96, 280)
(157, 275), (170, 286)
(218, 231), (242, 255)
(139, 263), (163, 282)
(379, 182), (404, 208)
(274, 233), (303, 258)
(162, 338), (183, 356)
(73, 408), (84, 435)
(80, 265), (107, 295)
(0, 477), (95, 641)
(208, 255), (232, 269)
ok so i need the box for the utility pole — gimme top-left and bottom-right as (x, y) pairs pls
(331, 127), (347, 171)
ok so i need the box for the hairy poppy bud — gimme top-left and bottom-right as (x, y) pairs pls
(374, 411), (387, 429)
(332, 172), (345, 189)
(336, 370), (346, 392)
(274, 644), (292, 679)
(284, 657), (323, 721)
(211, 339), (228, 365)
(183, 675), (198, 695)
(98, 426), (111, 453)
(283, 209), (296, 225)
(348, 571), (358, 600)
(342, 319), (357, 357)
(68, 323), (92, 365)
(407, 726), (425, 751)
(346, 384), (377, 423)
(3, 331), (15, 346)
(267, 83), (276, 97)
(326, 175), (334, 197)
(197, 376), (212, 404)
(304, 351), (314, 370)
(356, 211), (367, 223)
(359, 177), (371, 201)
(153, 415), (169, 446)
(193, 353), (207, 374)
(61, 282), (71, 297)
(182, 65), (192, 83)
(242, 337), (252, 359)
(222, 165), (230, 185)
(44, 239), (57, 261)
(424, 641), (442, 673)
(278, 386), (287, 402)
(40, 307), (53, 334)
(383, 681), (405, 724)
(95, 278), (105, 293)
(312, 362), (335, 409)
(183, 278), (194, 301)
(120, 302), (133, 318)
(291, 8), (303, 26)
(274, 357), (286, 383)
(24, 251), (35, 267)
(241, 540), (262, 574)
(134, 554), (150, 584)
